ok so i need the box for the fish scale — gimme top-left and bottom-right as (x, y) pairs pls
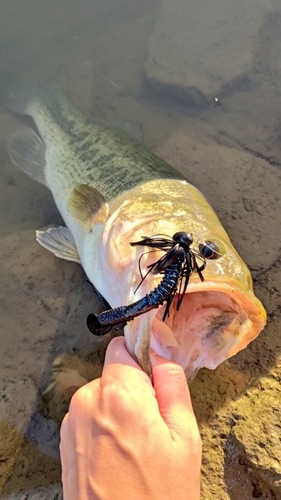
(28, 90), (183, 202)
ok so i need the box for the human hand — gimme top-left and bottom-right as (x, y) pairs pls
(60, 337), (202, 500)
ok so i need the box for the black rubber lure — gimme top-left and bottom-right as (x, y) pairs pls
(87, 232), (207, 336)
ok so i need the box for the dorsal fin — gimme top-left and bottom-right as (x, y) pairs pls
(67, 184), (108, 231)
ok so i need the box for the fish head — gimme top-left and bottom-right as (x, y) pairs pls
(92, 179), (266, 380)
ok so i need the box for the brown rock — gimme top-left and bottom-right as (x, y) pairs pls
(0, 230), (112, 495)
(229, 363), (281, 498)
(191, 362), (250, 500)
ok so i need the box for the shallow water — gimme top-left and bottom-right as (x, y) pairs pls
(0, 1), (280, 499)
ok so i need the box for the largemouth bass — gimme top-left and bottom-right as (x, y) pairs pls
(1, 77), (266, 379)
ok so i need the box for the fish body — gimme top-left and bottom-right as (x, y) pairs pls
(1, 78), (266, 379)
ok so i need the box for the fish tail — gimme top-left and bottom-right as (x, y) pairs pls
(0, 76), (50, 185)
(0, 70), (66, 115)
(1, 71), (67, 186)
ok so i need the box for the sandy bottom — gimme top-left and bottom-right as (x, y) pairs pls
(0, 1), (280, 499)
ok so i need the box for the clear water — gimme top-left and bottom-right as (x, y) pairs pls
(0, 1), (280, 498)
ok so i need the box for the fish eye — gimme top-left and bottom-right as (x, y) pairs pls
(199, 241), (221, 259)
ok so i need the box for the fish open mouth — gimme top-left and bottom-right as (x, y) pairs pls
(131, 282), (266, 380)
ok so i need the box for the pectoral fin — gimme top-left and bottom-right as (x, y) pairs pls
(68, 184), (108, 231)
(36, 226), (80, 263)
(8, 127), (47, 185)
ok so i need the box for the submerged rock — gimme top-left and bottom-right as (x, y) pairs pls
(145, 0), (273, 105)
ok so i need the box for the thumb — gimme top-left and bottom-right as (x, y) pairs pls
(151, 354), (198, 437)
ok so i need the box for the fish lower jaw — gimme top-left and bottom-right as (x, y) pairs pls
(130, 283), (266, 381)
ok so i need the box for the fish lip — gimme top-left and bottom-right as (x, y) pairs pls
(125, 277), (266, 379)
(185, 278), (267, 324)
